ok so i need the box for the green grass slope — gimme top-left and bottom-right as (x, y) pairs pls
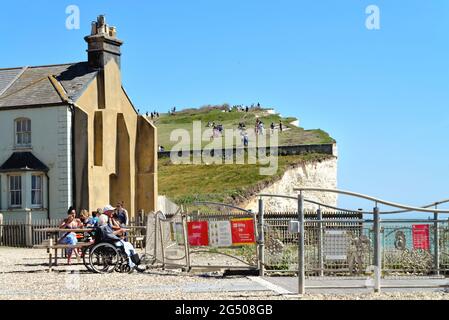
(155, 105), (336, 206)
(159, 153), (333, 205)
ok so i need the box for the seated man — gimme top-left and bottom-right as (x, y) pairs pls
(97, 205), (140, 268)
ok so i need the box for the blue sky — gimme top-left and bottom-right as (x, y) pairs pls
(1, 1), (448, 217)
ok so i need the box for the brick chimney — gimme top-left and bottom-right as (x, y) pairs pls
(84, 15), (123, 70)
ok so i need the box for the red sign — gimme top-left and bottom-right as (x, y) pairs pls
(231, 218), (256, 246)
(412, 225), (430, 250)
(188, 221), (209, 246)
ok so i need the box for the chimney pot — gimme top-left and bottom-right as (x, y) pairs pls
(85, 15), (123, 70)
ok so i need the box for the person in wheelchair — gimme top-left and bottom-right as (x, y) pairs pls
(97, 205), (140, 269)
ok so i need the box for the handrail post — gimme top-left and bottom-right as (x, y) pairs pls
(158, 213), (166, 269)
(317, 208), (324, 277)
(298, 193), (305, 295)
(0, 213), (3, 246)
(258, 198), (265, 277)
(154, 213), (159, 266)
(373, 206), (381, 293)
(26, 210), (33, 247)
(182, 213), (191, 272)
(434, 209), (440, 276)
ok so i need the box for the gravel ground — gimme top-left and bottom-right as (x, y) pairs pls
(0, 247), (282, 300)
(1, 247), (448, 300)
(291, 292), (449, 300)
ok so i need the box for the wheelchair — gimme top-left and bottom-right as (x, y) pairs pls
(81, 227), (145, 274)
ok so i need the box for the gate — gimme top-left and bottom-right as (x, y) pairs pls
(143, 203), (259, 272)
(187, 202), (259, 272)
(143, 209), (189, 269)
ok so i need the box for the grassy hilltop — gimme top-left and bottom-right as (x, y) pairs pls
(154, 105), (334, 150)
(153, 105), (335, 205)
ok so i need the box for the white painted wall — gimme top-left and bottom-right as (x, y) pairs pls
(0, 105), (72, 222)
(244, 157), (338, 212)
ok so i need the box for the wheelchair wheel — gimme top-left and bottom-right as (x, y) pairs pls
(89, 243), (120, 274)
(120, 263), (135, 274)
(119, 252), (137, 274)
(82, 246), (94, 272)
(115, 255), (128, 273)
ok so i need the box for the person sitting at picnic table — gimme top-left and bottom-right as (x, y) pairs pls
(59, 207), (83, 265)
(80, 209), (97, 228)
(93, 208), (102, 226)
(98, 205), (139, 269)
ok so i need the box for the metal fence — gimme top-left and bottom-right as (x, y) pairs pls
(263, 211), (368, 275)
(261, 211), (449, 277)
(381, 221), (449, 275)
(168, 208), (449, 278)
(2, 198), (449, 294)
(269, 188), (449, 294)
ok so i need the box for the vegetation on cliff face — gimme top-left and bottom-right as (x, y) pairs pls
(158, 153), (333, 205)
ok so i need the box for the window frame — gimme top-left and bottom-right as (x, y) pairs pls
(8, 175), (22, 209)
(31, 174), (43, 208)
(14, 118), (32, 148)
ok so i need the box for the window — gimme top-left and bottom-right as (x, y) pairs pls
(9, 175), (22, 208)
(15, 118), (31, 147)
(31, 175), (43, 207)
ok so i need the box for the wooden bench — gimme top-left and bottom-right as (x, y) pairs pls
(34, 239), (93, 271)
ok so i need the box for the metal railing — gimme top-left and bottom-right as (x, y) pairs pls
(258, 189), (449, 294)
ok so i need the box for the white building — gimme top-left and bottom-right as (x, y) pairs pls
(0, 69), (79, 222)
(0, 16), (158, 222)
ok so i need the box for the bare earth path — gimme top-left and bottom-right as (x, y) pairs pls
(1, 248), (448, 300)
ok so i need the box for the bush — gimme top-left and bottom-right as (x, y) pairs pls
(383, 249), (433, 274)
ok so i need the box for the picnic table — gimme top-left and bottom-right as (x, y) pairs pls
(34, 226), (146, 271)
(34, 228), (95, 271)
